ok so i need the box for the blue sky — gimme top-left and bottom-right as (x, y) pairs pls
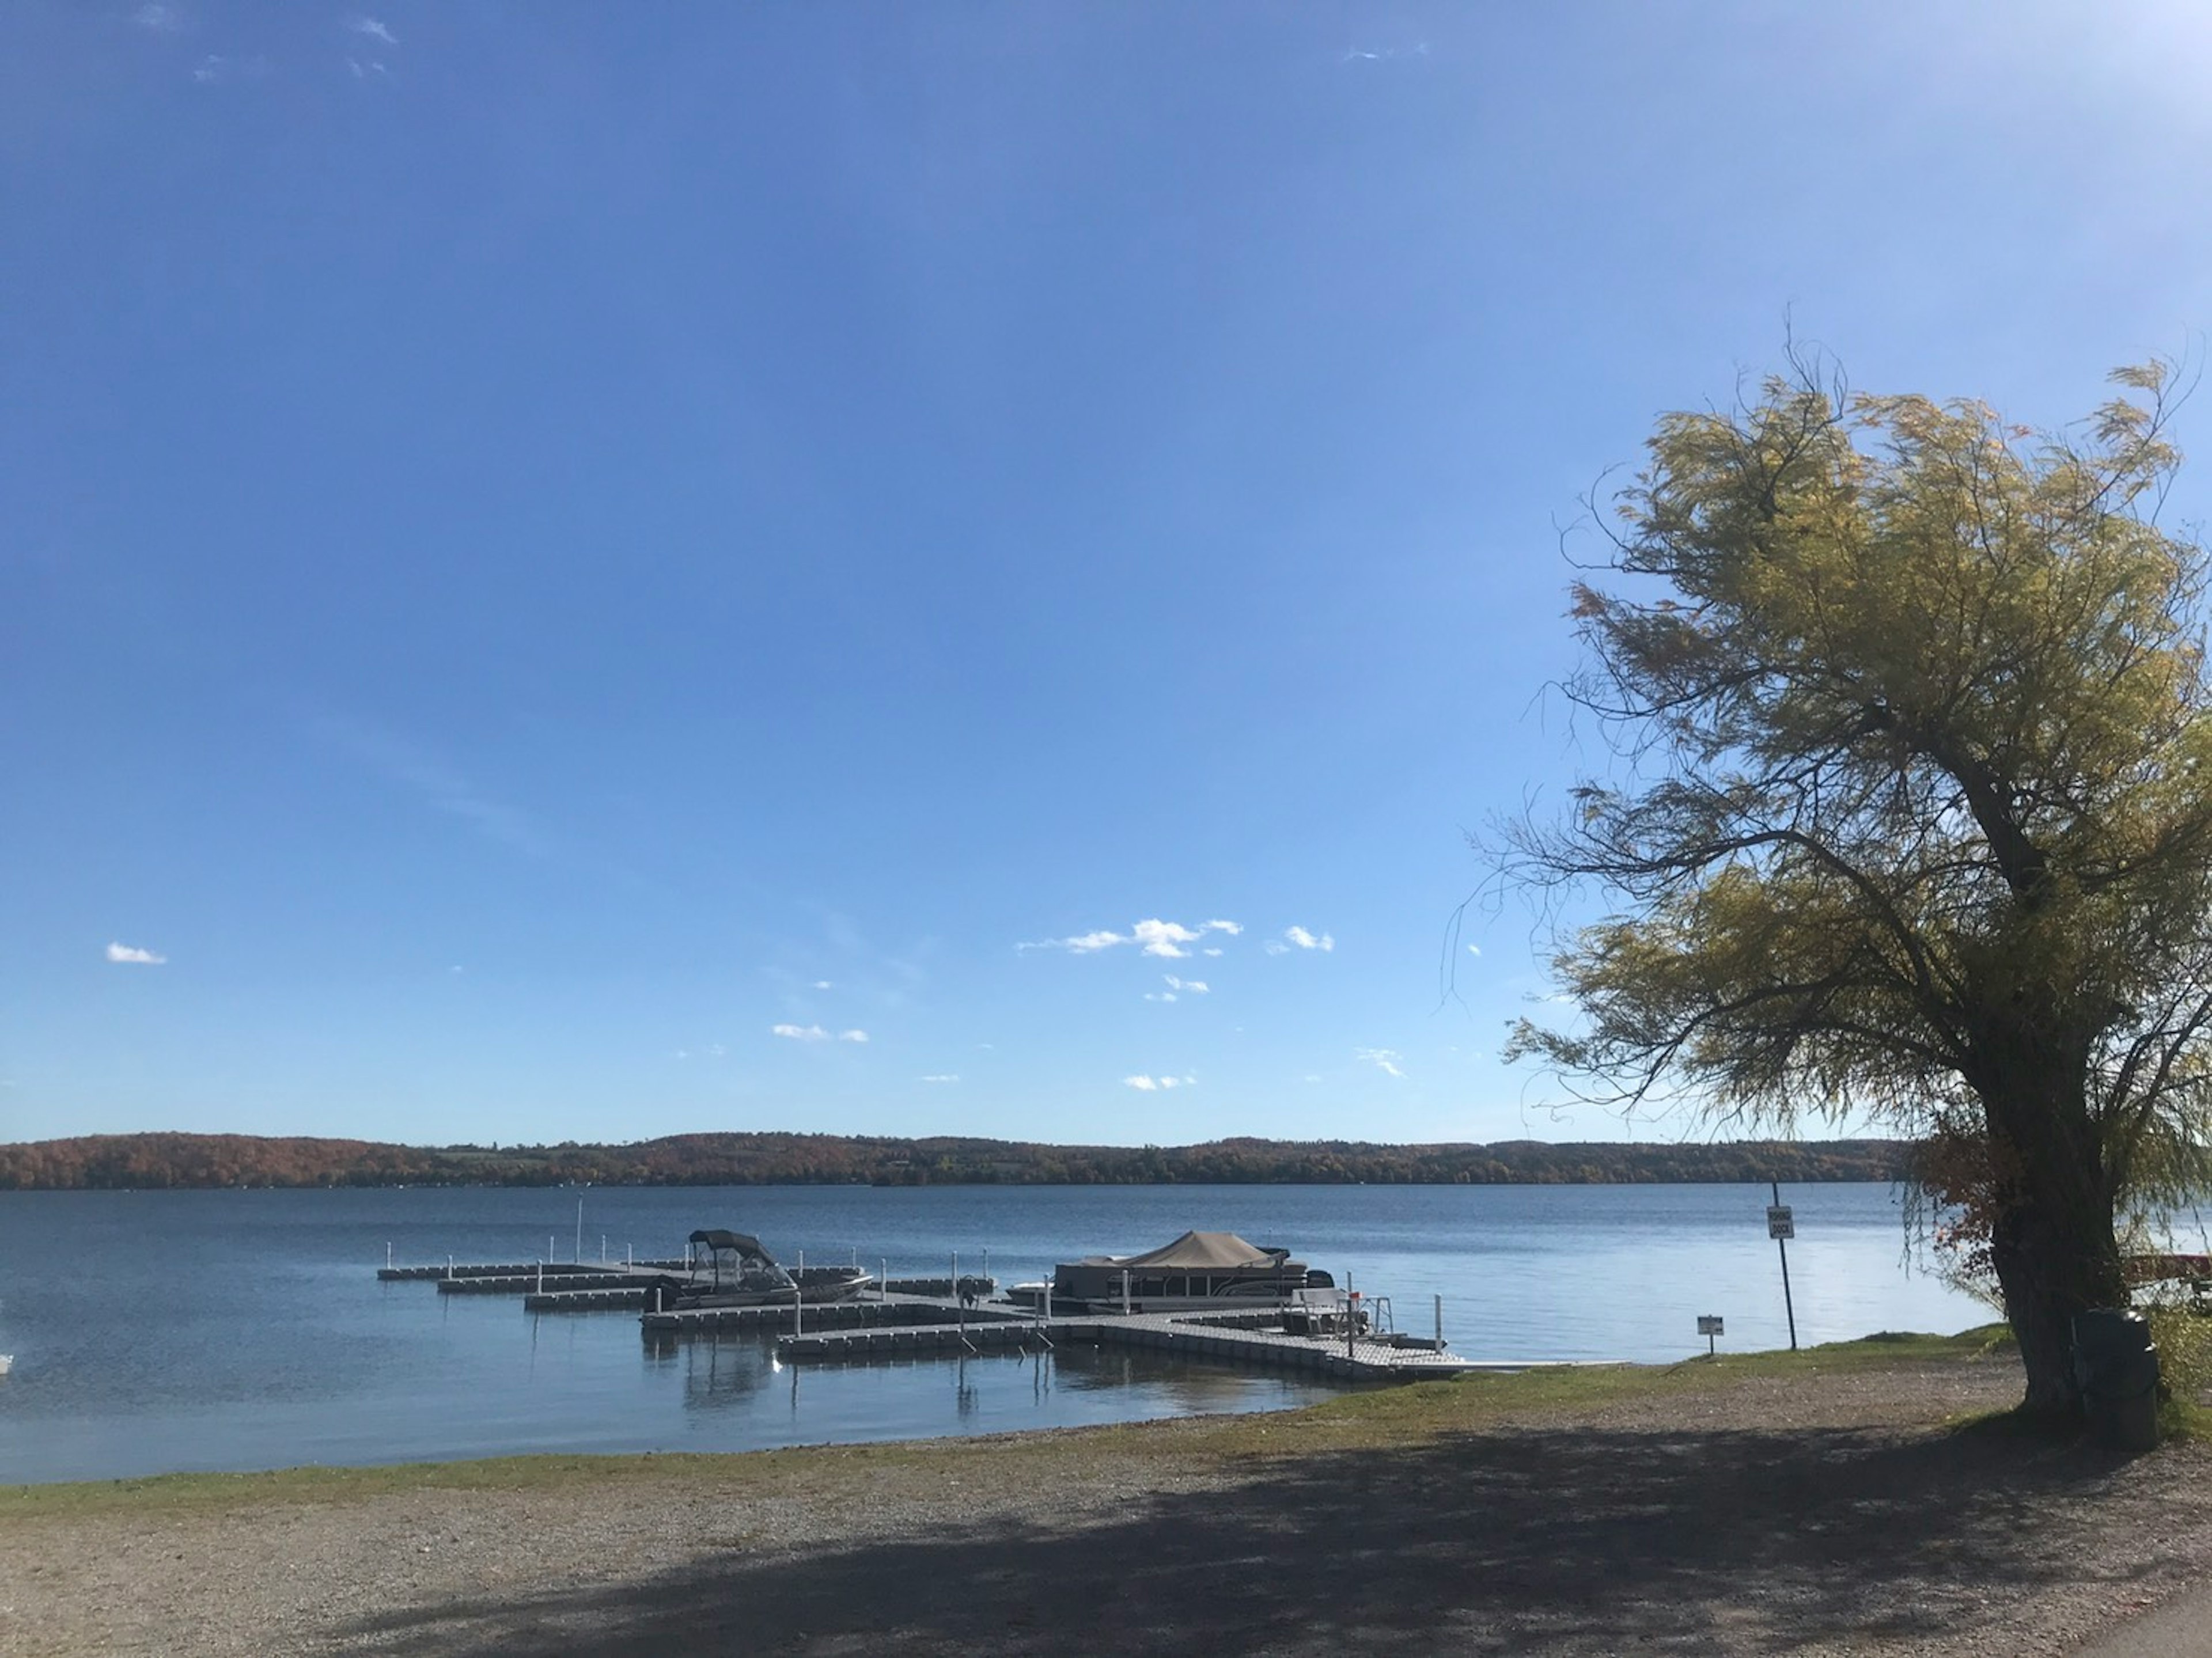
(6, 3), (2212, 1149)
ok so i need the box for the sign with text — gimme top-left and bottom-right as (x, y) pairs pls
(1767, 1205), (1795, 1240)
(1696, 1315), (1724, 1336)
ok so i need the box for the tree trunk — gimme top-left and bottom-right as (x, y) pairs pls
(1980, 1065), (2126, 1419)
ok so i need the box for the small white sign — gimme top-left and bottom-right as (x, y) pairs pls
(1697, 1315), (1724, 1335)
(1767, 1205), (1795, 1240)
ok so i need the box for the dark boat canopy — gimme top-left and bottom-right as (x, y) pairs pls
(690, 1229), (770, 1257)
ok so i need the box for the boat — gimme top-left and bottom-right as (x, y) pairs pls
(671, 1229), (874, 1309)
(0, 1355), (12, 1377)
(1022, 1230), (1335, 1315)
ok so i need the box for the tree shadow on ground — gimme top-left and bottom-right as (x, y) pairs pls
(336, 1417), (2150, 1656)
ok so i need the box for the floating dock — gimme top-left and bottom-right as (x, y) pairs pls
(775, 1305), (1491, 1381)
(639, 1294), (1026, 1334)
(378, 1259), (684, 1282)
(381, 1253), (1585, 1383)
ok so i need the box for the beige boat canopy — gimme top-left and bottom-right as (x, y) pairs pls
(1075, 1231), (1282, 1270)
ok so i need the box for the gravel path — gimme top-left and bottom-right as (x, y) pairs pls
(6, 1353), (2210, 1656)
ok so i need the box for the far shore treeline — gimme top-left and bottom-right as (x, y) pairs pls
(0, 1131), (1911, 1192)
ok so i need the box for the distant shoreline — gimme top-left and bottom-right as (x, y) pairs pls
(0, 1129), (1912, 1192)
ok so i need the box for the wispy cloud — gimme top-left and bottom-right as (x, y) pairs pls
(321, 719), (559, 863)
(813, 980), (834, 991)
(105, 942), (166, 965)
(1164, 976), (1209, 995)
(839, 1029), (869, 1044)
(133, 3), (187, 32)
(1020, 917), (1239, 959)
(772, 1023), (830, 1042)
(1123, 1073), (1196, 1091)
(346, 15), (398, 45)
(921, 1074), (959, 1084)
(1285, 925), (1335, 953)
(1355, 1047), (1407, 1079)
(1467, 944), (1483, 956)
(1343, 43), (1429, 63)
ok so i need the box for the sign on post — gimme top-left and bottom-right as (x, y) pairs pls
(1767, 1205), (1795, 1240)
(1697, 1314), (1724, 1356)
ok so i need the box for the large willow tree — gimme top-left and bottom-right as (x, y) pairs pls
(1505, 362), (2212, 1414)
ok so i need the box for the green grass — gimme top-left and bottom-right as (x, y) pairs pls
(0, 1325), (2021, 1522)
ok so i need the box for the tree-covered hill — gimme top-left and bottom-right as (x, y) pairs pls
(0, 1130), (1911, 1190)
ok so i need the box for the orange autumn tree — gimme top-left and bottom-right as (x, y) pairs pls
(1502, 359), (2212, 1417)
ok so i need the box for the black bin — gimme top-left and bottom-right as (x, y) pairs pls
(2073, 1307), (2161, 1453)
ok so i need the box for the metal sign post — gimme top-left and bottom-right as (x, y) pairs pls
(1698, 1314), (1724, 1356)
(1768, 1182), (1798, 1350)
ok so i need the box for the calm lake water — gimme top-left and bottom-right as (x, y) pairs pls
(0, 1182), (1992, 1484)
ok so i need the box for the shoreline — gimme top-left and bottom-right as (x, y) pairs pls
(10, 1330), (2212, 1655)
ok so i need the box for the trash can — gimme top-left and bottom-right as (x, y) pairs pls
(2073, 1308), (2161, 1453)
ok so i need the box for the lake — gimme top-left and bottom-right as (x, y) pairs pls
(0, 1182), (1991, 1484)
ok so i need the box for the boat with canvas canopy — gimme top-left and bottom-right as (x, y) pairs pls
(1021, 1229), (1334, 1314)
(673, 1229), (873, 1309)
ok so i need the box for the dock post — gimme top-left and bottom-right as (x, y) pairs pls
(574, 1197), (582, 1265)
(1121, 1269), (1130, 1315)
(627, 1243), (633, 1267)
(881, 1258), (889, 1302)
(386, 1242), (392, 1270)
(1435, 1294), (1444, 1352)
(536, 1261), (543, 1296)
(446, 1254), (453, 1281)
(795, 1283), (803, 1338)
(601, 1235), (607, 1264)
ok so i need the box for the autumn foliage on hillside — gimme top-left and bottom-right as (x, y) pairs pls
(0, 1130), (1911, 1190)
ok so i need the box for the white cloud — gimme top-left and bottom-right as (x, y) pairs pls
(1467, 944), (1482, 956)
(772, 1023), (830, 1042)
(1131, 919), (1202, 958)
(1164, 976), (1209, 995)
(1202, 947), (1224, 958)
(813, 980), (834, 991)
(1285, 926), (1335, 953)
(1355, 1047), (1407, 1079)
(921, 1074), (959, 1084)
(347, 15), (399, 44)
(1123, 1073), (1195, 1091)
(1263, 940), (1290, 957)
(1143, 991), (1179, 1003)
(673, 1049), (691, 1060)
(106, 942), (166, 965)
(134, 3), (186, 32)
(1019, 928), (1128, 954)
(1123, 1075), (1160, 1091)
(1020, 916), (1242, 959)
(706, 1044), (726, 1058)
(839, 1029), (869, 1044)
(1304, 1074), (1323, 1083)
